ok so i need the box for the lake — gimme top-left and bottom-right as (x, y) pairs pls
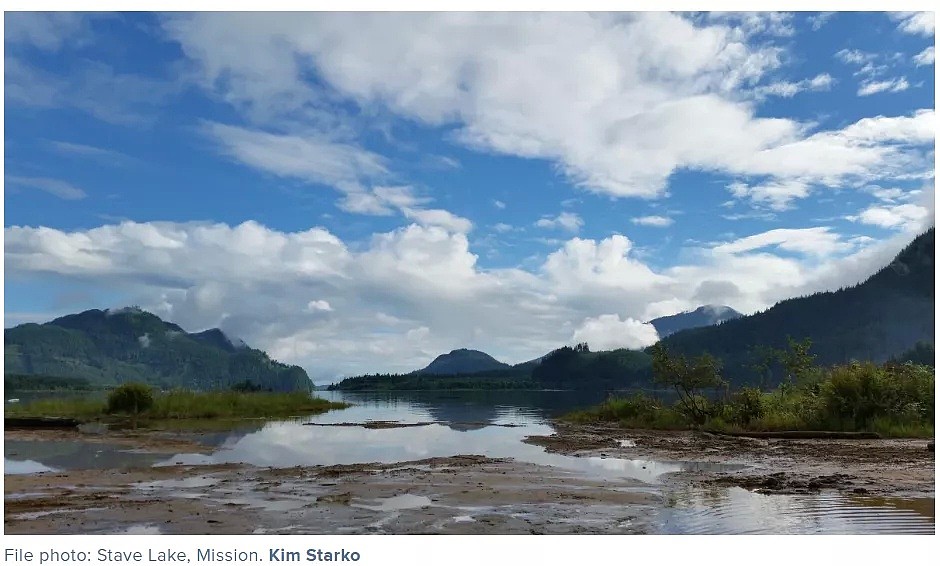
(4, 389), (935, 534)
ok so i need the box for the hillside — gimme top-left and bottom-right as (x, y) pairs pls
(3, 307), (312, 392)
(415, 349), (511, 375)
(649, 305), (742, 338)
(660, 229), (935, 384)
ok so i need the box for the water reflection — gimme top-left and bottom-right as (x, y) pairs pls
(656, 486), (935, 534)
(4, 459), (57, 475)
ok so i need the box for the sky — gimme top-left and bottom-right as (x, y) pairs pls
(2, 11), (936, 381)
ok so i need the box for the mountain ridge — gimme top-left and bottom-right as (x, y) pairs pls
(4, 308), (312, 392)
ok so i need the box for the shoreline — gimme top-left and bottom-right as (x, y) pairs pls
(4, 421), (935, 534)
(524, 422), (935, 498)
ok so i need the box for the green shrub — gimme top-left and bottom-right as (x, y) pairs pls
(106, 382), (155, 415)
(727, 386), (764, 426)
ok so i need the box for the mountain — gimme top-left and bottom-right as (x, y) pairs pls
(660, 229), (935, 384)
(649, 305), (742, 338)
(4, 307), (312, 392)
(415, 349), (511, 375)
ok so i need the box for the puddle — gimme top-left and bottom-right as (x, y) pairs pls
(113, 525), (162, 535)
(136, 476), (222, 490)
(353, 494), (433, 512)
(4, 459), (57, 475)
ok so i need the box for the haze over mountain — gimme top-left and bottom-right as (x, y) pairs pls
(4, 307), (312, 392)
(648, 305), (743, 338)
(415, 349), (511, 375)
(661, 228), (935, 382)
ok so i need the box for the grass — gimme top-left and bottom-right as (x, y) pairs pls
(4, 389), (350, 424)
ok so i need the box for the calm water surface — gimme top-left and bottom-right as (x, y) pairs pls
(4, 390), (934, 534)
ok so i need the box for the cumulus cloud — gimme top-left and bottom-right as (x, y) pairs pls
(4, 220), (920, 379)
(161, 13), (932, 203)
(571, 315), (660, 351)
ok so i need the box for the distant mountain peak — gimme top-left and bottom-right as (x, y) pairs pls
(416, 348), (510, 375)
(649, 305), (742, 338)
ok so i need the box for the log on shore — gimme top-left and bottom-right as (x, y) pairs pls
(4, 417), (81, 429)
(703, 430), (882, 440)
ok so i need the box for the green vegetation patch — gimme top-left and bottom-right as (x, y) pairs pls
(563, 341), (935, 438)
(5, 384), (350, 424)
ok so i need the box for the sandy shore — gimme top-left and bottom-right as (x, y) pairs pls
(524, 424), (936, 498)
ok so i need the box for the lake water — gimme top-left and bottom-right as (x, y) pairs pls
(4, 389), (935, 534)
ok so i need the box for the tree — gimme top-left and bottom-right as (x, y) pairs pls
(650, 344), (725, 425)
(107, 382), (154, 428)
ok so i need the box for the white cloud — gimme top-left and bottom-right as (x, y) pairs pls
(306, 300), (333, 313)
(727, 179), (810, 211)
(204, 122), (388, 194)
(492, 200), (506, 209)
(161, 13), (934, 204)
(6, 176), (87, 200)
(890, 12), (934, 36)
(712, 227), (851, 257)
(754, 73), (834, 98)
(847, 203), (932, 231)
(401, 208), (473, 233)
(492, 223), (514, 233)
(808, 12), (836, 31)
(913, 46), (935, 66)
(536, 212), (584, 233)
(857, 77), (910, 96)
(571, 314), (659, 351)
(835, 49), (876, 65)
(631, 215), (674, 227)
(4, 220), (921, 379)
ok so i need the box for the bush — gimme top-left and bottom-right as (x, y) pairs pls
(107, 382), (155, 416)
(727, 386), (764, 426)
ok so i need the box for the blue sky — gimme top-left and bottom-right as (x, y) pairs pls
(3, 12), (935, 380)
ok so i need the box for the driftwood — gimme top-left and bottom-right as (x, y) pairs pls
(4, 417), (81, 429)
(703, 429), (881, 440)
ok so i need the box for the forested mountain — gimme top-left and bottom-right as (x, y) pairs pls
(660, 229), (935, 385)
(531, 344), (652, 389)
(4, 307), (312, 392)
(415, 349), (511, 375)
(649, 305), (742, 337)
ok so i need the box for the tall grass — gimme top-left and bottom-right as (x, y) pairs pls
(5, 389), (349, 422)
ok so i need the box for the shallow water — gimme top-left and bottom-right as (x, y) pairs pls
(656, 487), (935, 534)
(4, 389), (935, 534)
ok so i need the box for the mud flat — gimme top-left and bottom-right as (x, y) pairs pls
(524, 423), (935, 498)
(5, 455), (660, 534)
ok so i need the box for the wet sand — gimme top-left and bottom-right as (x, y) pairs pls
(524, 424), (935, 498)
